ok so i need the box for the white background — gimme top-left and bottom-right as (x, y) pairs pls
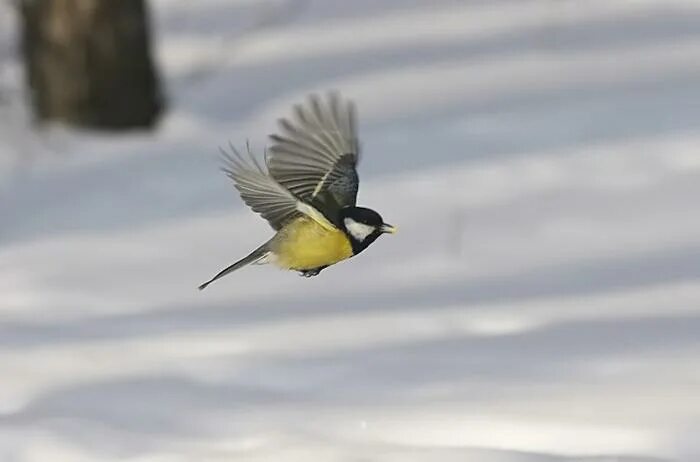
(1, 1), (699, 460)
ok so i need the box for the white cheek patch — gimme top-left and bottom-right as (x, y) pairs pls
(344, 218), (376, 241)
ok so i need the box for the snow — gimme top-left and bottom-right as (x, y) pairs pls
(1, 0), (700, 461)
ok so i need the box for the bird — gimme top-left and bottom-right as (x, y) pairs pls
(198, 92), (396, 290)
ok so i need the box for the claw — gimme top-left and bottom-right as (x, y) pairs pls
(298, 266), (327, 277)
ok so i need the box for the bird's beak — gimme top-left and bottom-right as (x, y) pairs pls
(380, 223), (397, 234)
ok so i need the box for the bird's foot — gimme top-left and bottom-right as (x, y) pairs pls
(298, 266), (327, 277)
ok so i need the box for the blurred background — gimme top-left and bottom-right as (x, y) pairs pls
(1, 1), (700, 461)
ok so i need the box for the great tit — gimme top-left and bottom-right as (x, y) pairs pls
(199, 93), (396, 290)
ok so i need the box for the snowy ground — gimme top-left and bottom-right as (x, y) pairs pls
(2, 0), (700, 461)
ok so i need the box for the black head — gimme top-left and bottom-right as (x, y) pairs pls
(339, 206), (396, 254)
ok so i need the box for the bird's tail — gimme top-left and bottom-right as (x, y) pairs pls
(198, 242), (270, 290)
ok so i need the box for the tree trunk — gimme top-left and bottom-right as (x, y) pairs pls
(20, 0), (164, 130)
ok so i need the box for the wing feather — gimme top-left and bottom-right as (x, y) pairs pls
(267, 93), (360, 215)
(220, 144), (302, 231)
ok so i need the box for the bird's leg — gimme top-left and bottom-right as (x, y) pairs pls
(298, 265), (328, 277)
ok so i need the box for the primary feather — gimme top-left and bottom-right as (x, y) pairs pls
(220, 143), (301, 231)
(267, 93), (360, 216)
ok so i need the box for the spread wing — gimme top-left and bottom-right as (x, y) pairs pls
(267, 93), (360, 220)
(220, 143), (302, 231)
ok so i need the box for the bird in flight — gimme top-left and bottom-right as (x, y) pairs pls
(199, 93), (396, 290)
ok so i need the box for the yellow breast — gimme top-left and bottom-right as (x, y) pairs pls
(271, 216), (353, 270)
